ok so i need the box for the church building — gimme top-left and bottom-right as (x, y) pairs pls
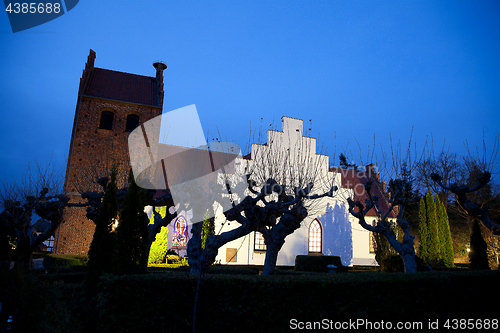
(56, 50), (394, 268)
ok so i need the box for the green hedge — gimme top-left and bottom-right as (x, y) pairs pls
(2, 270), (499, 332)
(43, 254), (89, 273)
(294, 255), (347, 272)
(92, 270), (500, 333)
(380, 255), (429, 272)
(148, 264), (259, 275)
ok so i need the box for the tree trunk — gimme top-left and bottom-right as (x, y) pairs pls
(400, 251), (417, 273)
(261, 239), (285, 275)
(187, 222), (203, 275)
(12, 234), (32, 271)
(261, 210), (304, 275)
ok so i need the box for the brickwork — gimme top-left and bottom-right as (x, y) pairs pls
(54, 50), (165, 254)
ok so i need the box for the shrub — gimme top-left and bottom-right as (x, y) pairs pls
(380, 255), (404, 272)
(43, 254), (89, 273)
(380, 255), (427, 272)
(148, 225), (169, 264)
(469, 219), (489, 270)
(165, 254), (181, 264)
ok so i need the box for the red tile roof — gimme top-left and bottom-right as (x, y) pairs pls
(83, 68), (159, 107)
(330, 167), (396, 218)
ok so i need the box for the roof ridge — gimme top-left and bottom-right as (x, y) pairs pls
(94, 67), (156, 80)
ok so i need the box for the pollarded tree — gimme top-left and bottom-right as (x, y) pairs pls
(0, 160), (84, 271)
(348, 178), (418, 273)
(432, 171), (500, 236)
(414, 151), (461, 211)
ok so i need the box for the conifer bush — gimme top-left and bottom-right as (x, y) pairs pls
(113, 175), (149, 275)
(148, 225), (168, 265)
(86, 168), (118, 292)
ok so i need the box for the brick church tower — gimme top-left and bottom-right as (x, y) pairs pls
(54, 49), (166, 254)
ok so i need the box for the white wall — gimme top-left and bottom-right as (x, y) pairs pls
(212, 117), (377, 267)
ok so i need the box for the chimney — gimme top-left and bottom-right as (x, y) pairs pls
(153, 61), (167, 107)
(78, 49), (96, 96)
(365, 163), (380, 182)
(366, 163), (374, 177)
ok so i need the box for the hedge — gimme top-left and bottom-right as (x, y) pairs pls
(43, 254), (89, 273)
(294, 255), (348, 272)
(93, 270), (500, 333)
(1, 269), (499, 332)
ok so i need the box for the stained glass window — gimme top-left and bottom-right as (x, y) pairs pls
(173, 215), (188, 248)
(308, 219), (322, 253)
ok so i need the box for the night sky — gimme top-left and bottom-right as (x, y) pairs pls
(1, 0), (499, 184)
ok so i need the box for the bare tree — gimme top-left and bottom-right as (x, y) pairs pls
(414, 151), (462, 210)
(340, 132), (424, 273)
(432, 171), (500, 235)
(0, 160), (86, 270)
(431, 133), (500, 234)
(347, 177), (418, 272)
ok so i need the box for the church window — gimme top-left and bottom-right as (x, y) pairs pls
(99, 111), (114, 130)
(125, 114), (140, 132)
(308, 219), (322, 253)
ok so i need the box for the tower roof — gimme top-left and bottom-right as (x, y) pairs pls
(83, 67), (160, 107)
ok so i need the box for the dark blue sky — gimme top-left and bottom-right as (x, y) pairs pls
(1, 0), (499, 183)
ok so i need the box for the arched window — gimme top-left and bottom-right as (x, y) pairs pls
(125, 114), (140, 132)
(98, 111), (114, 130)
(308, 219), (322, 253)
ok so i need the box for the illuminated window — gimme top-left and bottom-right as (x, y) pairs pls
(254, 231), (266, 251)
(99, 111), (114, 130)
(172, 215), (188, 248)
(41, 235), (54, 252)
(369, 232), (376, 254)
(125, 114), (140, 132)
(308, 219), (322, 253)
